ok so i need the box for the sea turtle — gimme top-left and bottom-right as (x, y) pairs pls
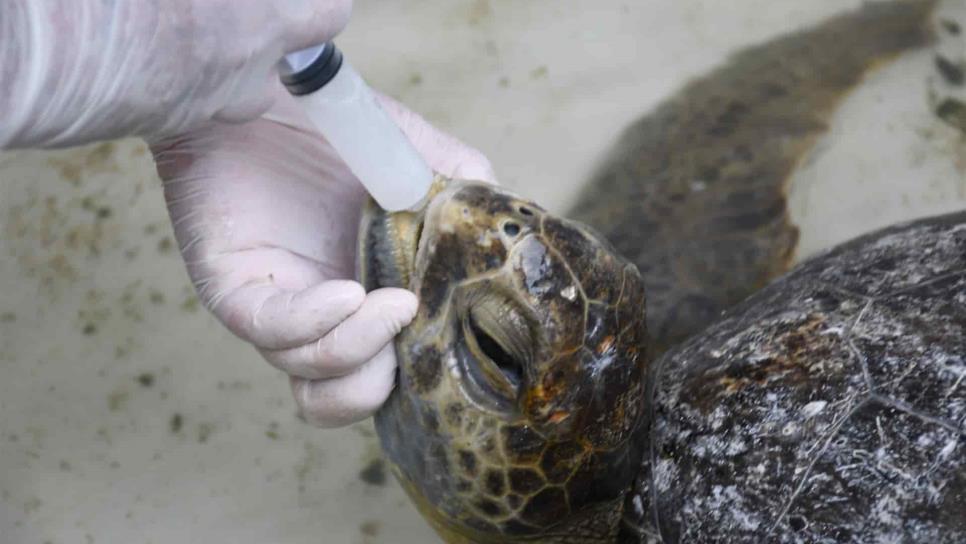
(356, 1), (965, 542)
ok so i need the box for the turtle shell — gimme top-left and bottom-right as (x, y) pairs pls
(622, 211), (966, 542)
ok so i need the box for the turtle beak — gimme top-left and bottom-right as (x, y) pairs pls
(357, 176), (449, 290)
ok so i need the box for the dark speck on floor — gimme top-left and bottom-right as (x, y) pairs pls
(136, 373), (155, 388)
(358, 458), (387, 486)
(82, 323), (97, 335)
(180, 295), (200, 313)
(359, 520), (381, 537)
(157, 237), (173, 253)
(941, 19), (961, 36)
(265, 422), (280, 440)
(936, 98), (966, 132)
(149, 290), (165, 305)
(107, 390), (129, 412)
(935, 55), (965, 86)
(196, 422), (214, 443)
(169, 413), (183, 434)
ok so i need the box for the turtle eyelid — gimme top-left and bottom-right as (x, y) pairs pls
(460, 289), (538, 401)
(468, 314), (525, 389)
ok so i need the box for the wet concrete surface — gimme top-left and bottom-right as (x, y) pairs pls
(1, 1), (964, 543)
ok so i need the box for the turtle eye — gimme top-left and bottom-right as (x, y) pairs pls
(469, 314), (524, 389)
(462, 292), (534, 400)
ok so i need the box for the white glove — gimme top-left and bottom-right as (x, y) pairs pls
(153, 89), (496, 427)
(0, 0), (352, 148)
(0, 0), (496, 427)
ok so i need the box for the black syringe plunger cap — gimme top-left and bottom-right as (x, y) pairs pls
(280, 42), (344, 96)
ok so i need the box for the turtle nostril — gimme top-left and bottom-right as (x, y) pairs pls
(518, 206), (534, 216)
(503, 222), (521, 237)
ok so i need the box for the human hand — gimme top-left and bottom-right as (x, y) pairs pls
(1, 0), (351, 148)
(152, 89), (496, 427)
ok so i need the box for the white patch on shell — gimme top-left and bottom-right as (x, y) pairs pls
(726, 438), (749, 456)
(653, 459), (680, 493)
(939, 439), (957, 460)
(780, 421), (801, 439)
(709, 406), (728, 431)
(801, 400), (828, 418)
(702, 485), (762, 532)
(631, 494), (645, 517)
(820, 326), (845, 336)
(560, 285), (577, 301)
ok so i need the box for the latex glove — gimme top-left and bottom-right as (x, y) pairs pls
(0, 0), (351, 148)
(152, 88), (496, 427)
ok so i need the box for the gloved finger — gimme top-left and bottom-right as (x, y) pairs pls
(278, 0), (354, 54)
(291, 343), (397, 428)
(374, 93), (498, 184)
(218, 279), (366, 350)
(259, 288), (417, 379)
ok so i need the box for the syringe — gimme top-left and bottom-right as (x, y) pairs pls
(279, 44), (433, 212)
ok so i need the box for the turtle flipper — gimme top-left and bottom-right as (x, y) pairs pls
(568, 0), (939, 355)
(930, 0), (966, 134)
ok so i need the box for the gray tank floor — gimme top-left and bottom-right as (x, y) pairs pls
(1, 1), (963, 543)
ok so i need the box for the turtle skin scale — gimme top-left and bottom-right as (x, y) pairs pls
(620, 212), (966, 543)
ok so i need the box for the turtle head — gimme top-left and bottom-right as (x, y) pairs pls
(358, 178), (648, 543)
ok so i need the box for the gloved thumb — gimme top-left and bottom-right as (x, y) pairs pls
(258, 288), (418, 380)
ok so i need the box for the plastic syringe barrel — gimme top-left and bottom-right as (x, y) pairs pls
(279, 44), (433, 212)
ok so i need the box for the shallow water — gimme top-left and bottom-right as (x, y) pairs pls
(1, 1), (963, 543)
